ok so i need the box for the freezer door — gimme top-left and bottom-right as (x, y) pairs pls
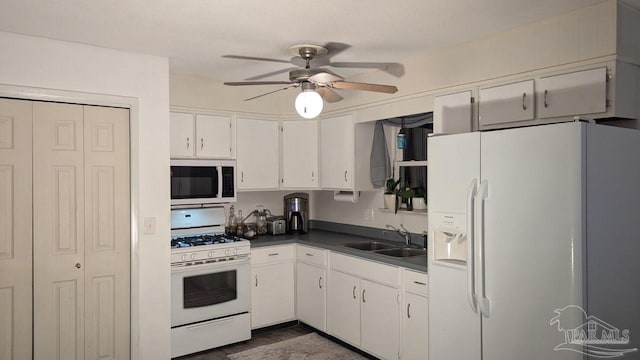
(427, 132), (481, 215)
(480, 123), (584, 359)
(428, 132), (482, 360)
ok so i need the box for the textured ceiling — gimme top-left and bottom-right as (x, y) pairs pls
(0, 0), (617, 83)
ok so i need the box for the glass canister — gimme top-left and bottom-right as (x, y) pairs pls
(256, 207), (268, 235)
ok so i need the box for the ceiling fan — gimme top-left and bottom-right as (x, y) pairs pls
(223, 44), (399, 118)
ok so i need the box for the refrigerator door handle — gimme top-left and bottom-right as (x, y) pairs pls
(477, 179), (491, 318)
(466, 179), (478, 313)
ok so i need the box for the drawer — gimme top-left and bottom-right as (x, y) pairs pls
(402, 269), (428, 297)
(296, 245), (327, 267)
(330, 252), (399, 287)
(251, 244), (295, 265)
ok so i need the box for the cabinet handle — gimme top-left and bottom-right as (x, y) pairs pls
(413, 281), (427, 286)
(241, 171), (244, 182)
(319, 277), (322, 289)
(344, 170), (348, 182)
(255, 275), (258, 287)
(353, 286), (356, 299)
(186, 137), (190, 149)
(75, 263), (81, 269)
(311, 171), (314, 181)
(407, 303), (411, 318)
(200, 138), (204, 150)
(362, 289), (366, 303)
(522, 93), (527, 111)
(544, 89), (549, 108)
(268, 253), (279, 256)
(305, 253), (314, 257)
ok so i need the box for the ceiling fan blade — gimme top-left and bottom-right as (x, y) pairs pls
(224, 81), (293, 86)
(222, 55), (291, 64)
(244, 86), (294, 101)
(309, 72), (343, 84)
(322, 42), (351, 59)
(316, 87), (343, 103)
(330, 62), (405, 77)
(330, 81), (398, 94)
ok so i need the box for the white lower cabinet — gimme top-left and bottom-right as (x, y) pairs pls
(360, 279), (400, 360)
(328, 253), (401, 360)
(402, 269), (429, 360)
(296, 245), (327, 331)
(250, 246), (295, 329)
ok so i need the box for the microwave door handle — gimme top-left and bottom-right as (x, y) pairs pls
(217, 166), (223, 199)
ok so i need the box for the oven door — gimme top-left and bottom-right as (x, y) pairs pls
(171, 257), (250, 327)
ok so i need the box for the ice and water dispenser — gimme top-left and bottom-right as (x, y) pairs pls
(431, 213), (468, 264)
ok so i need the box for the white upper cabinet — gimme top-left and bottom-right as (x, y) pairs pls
(195, 114), (233, 158)
(479, 80), (535, 128)
(170, 112), (233, 159)
(433, 90), (474, 135)
(320, 114), (354, 190)
(170, 112), (195, 158)
(236, 117), (280, 190)
(281, 120), (318, 189)
(536, 67), (607, 119)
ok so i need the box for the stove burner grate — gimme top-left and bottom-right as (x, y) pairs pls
(171, 234), (240, 248)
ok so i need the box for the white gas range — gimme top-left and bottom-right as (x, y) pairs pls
(170, 206), (251, 358)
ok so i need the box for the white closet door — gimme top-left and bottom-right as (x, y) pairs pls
(33, 102), (131, 360)
(33, 101), (86, 360)
(0, 98), (33, 360)
(83, 105), (130, 360)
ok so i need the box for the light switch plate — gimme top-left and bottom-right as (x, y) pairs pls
(143, 217), (156, 235)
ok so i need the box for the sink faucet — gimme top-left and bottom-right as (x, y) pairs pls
(386, 224), (412, 247)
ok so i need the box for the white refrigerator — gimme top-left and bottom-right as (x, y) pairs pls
(428, 121), (640, 360)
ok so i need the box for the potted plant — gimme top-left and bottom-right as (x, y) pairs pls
(397, 187), (416, 211)
(384, 178), (400, 210)
(412, 186), (427, 210)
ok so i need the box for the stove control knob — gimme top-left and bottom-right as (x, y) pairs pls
(208, 250), (214, 258)
(181, 254), (187, 261)
(233, 248), (238, 255)
(225, 249), (231, 256)
(190, 253), (196, 260)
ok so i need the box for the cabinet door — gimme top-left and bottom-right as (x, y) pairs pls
(251, 261), (295, 329)
(328, 270), (360, 346)
(537, 67), (607, 119)
(296, 262), (326, 331)
(282, 120), (318, 188)
(433, 91), (473, 135)
(361, 280), (400, 360)
(236, 118), (280, 190)
(170, 112), (195, 158)
(195, 114), (232, 158)
(479, 80), (535, 128)
(403, 292), (429, 360)
(320, 115), (354, 189)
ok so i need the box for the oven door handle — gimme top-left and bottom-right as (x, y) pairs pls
(171, 256), (251, 273)
(184, 316), (237, 330)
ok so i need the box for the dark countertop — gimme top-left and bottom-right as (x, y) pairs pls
(249, 229), (427, 273)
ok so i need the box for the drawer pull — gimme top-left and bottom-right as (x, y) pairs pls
(306, 253), (314, 257)
(268, 253), (279, 256)
(413, 281), (427, 286)
(353, 285), (356, 299)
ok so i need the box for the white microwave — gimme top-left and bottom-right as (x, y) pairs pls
(170, 159), (236, 205)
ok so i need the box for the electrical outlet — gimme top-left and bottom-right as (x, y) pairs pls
(363, 208), (374, 221)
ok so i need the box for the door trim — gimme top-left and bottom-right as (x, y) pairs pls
(0, 84), (141, 360)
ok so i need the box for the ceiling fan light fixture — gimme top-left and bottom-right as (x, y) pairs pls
(295, 86), (323, 119)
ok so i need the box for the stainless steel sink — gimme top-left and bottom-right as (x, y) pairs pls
(342, 241), (398, 251)
(374, 248), (427, 258)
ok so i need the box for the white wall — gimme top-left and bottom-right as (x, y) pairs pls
(0, 32), (171, 359)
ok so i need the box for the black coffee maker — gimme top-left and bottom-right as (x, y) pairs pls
(284, 192), (309, 233)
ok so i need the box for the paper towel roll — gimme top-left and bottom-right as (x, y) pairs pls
(333, 191), (360, 203)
